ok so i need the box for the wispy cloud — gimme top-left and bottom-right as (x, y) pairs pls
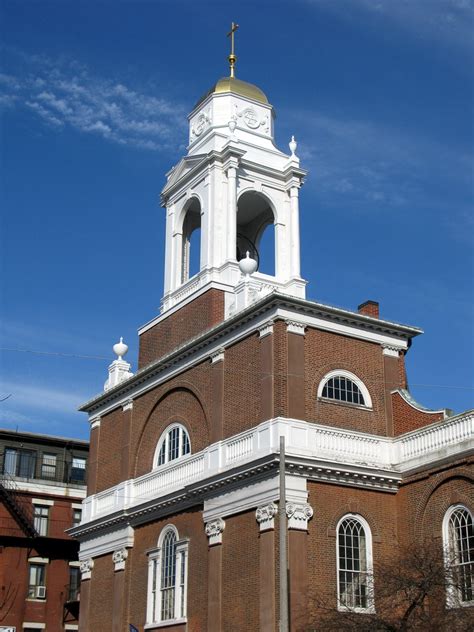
(306, 0), (474, 53)
(287, 109), (473, 215)
(0, 50), (187, 150)
(0, 380), (89, 417)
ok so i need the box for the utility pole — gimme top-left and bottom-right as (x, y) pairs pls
(279, 435), (289, 632)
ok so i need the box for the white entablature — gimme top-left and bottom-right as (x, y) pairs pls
(160, 75), (308, 316)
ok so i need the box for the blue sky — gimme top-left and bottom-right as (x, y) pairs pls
(1, 0), (473, 441)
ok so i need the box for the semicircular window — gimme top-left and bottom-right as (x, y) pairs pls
(322, 375), (366, 406)
(156, 425), (191, 467)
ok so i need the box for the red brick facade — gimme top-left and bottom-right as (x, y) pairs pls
(77, 300), (473, 631)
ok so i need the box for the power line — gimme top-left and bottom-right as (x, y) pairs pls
(0, 347), (108, 360)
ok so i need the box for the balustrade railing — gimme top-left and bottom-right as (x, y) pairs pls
(83, 412), (473, 523)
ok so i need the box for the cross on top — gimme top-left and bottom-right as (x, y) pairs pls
(227, 22), (239, 78)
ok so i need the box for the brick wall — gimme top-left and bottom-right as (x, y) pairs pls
(391, 390), (445, 435)
(305, 328), (390, 435)
(138, 289), (225, 368)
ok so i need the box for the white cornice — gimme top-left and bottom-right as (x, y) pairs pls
(83, 297), (418, 418)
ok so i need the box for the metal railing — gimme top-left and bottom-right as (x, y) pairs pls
(0, 451), (87, 486)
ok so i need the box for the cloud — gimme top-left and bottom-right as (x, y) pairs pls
(306, 0), (474, 53)
(0, 50), (187, 150)
(286, 109), (473, 213)
(0, 380), (88, 415)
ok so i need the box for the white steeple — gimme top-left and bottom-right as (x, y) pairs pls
(160, 33), (307, 317)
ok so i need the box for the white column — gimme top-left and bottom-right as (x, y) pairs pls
(289, 186), (301, 278)
(163, 204), (175, 294)
(172, 230), (183, 289)
(227, 166), (237, 261)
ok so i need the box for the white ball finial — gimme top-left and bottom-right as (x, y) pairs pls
(289, 135), (297, 156)
(113, 337), (128, 360)
(238, 251), (258, 277)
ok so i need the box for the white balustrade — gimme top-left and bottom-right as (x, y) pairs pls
(85, 412), (473, 522)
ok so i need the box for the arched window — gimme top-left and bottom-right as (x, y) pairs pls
(443, 505), (474, 606)
(147, 525), (188, 625)
(237, 190), (275, 276)
(154, 424), (191, 468)
(181, 198), (201, 283)
(337, 515), (374, 611)
(318, 370), (372, 408)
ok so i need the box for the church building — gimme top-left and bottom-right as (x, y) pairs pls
(72, 35), (473, 632)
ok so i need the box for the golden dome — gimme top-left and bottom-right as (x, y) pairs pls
(194, 76), (269, 109)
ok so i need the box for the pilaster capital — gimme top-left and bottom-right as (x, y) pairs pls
(286, 502), (314, 531)
(258, 321), (274, 338)
(90, 416), (101, 430)
(210, 348), (225, 364)
(80, 558), (94, 580)
(205, 517), (225, 545)
(122, 399), (133, 412)
(255, 502), (278, 531)
(112, 547), (128, 571)
(382, 344), (402, 357)
(286, 320), (306, 336)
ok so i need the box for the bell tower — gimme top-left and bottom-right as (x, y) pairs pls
(160, 28), (307, 317)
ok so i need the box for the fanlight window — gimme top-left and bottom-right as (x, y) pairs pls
(337, 516), (373, 610)
(155, 425), (191, 468)
(444, 506), (474, 605)
(318, 370), (371, 408)
(147, 526), (188, 624)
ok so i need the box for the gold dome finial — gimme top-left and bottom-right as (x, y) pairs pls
(227, 22), (239, 78)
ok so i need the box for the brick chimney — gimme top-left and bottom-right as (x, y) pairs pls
(358, 300), (379, 318)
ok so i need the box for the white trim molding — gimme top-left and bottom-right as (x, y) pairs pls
(80, 558), (94, 581)
(22, 624), (46, 629)
(286, 502), (313, 530)
(317, 369), (373, 409)
(112, 547), (129, 571)
(256, 502), (278, 531)
(205, 517), (225, 545)
(32, 498), (54, 506)
(28, 557), (49, 564)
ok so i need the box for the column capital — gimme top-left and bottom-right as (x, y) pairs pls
(258, 321), (274, 338)
(256, 502), (278, 531)
(80, 558), (94, 580)
(210, 348), (225, 363)
(112, 548), (128, 572)
(205, 517), (225, 546)
(286, 320), (306, 336)
(286, 502), (314, 531)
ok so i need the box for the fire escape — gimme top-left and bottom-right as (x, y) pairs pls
(0, 471), (38, 538)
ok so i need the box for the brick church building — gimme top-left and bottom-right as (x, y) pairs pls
(72, 48), (473, 632)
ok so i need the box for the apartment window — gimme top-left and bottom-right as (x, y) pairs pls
(337, 515), (374, 611)
(33, 505), (49, 537)
(154, 424), (191, 468)
(28, 563), (46, 599)
(3, 447), (36, 478)
(41, 453), (57, 479)
(68, 566), (80, 601)
(72, 508), (82, 527)
(70, 457), (86, 483)
(318, 370), (372, 408)
(443, 505), (474, 606)
(146, 526), (188, 625)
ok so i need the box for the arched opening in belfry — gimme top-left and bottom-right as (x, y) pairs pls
(236, 191), (275, 276)
(181, 198), (201, 283)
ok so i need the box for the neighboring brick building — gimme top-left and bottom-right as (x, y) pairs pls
(72, 57), (473, 632)
(0, 429), (88, 632)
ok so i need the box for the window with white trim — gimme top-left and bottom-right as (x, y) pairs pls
(337, 515), (374, 611)
(28, 563), (46, 599)
(318, 370), (372, 408)
(154, 424), (191, 468)
(443, 505), (473, 606)
(33, 505), (49, 536)
(146, 525), (188, 625)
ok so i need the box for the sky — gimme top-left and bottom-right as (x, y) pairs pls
(0, 0), (473, 441)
